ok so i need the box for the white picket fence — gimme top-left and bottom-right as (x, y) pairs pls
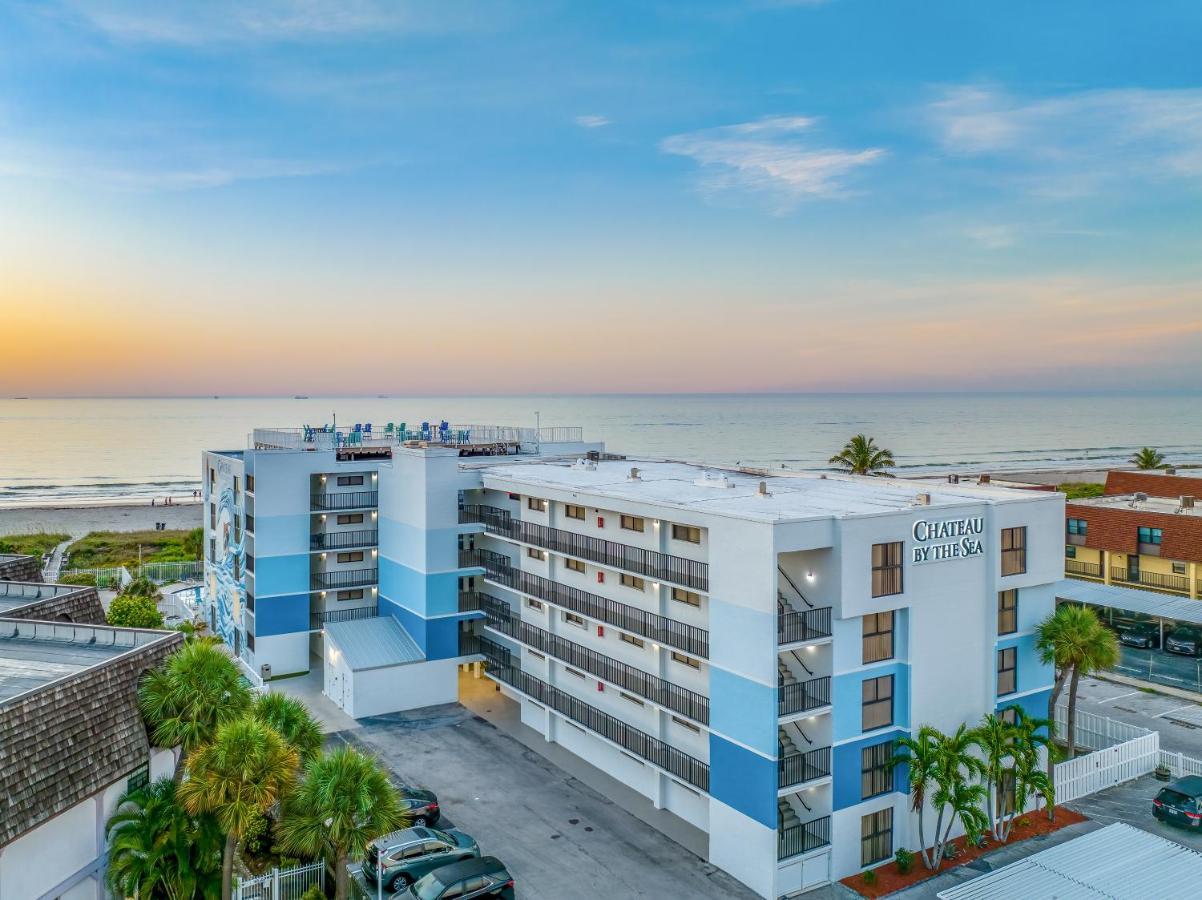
(1053, 704), (1153, 752)
(1053, 731), (1160, 804)
(1160, 749), (1202, 779)
(234, 860), (326, 900)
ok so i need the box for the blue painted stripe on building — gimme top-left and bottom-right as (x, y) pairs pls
(709, 666), (777, 759)
(707, 597), (775, 680)
(252, 552), (310, 597)
(378, 557), (460, 618)
(254, 593), (310, 637)
(709, 733), (777, 829)
(378, 516), (465, 573)
(995, 632), (1052, 700)
(248, 512), (311, 557)
(832, 663), (911, 744)
(832, 729), (910, 812)
(996, 688), (1053, 723)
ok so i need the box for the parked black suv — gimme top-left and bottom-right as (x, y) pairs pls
(1165, 626), (1202, 657)
(403, 857), (516, 900)
(1154, 776), (1202, 829)
(399, 785), (441, 827)
(1119, 621), (1160, 649)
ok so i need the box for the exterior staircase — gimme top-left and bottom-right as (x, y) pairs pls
(778, 658), (799, 691)
(778, 796), (801, 832)
(779, 726), (801, 758)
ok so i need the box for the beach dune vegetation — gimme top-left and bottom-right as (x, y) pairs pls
(66, 529), (202, 569)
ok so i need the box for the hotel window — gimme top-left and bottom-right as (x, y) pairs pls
(862, 611), (895, 664)
(871, 542), (903, 597)
(565, 667), (586, 679)
(620, 573), (646, 591)
(246, 514), (254, 533)
(210, 503), (216, 529)
(1065, 545), (1076, 559)
(246, 631), (256, 653)
(997, 647), (1017, 696)
(620, 692), (645, 707)
(565, 504), (586, 520)
(861, 740), (895, 800)
(336, 475), (365, 487)
(565, 558), (586, 573)
(1001, 527), (1027, 576)
(672, 587), (701, 608)
(1173, 561), (1188, 576)
(672, 524), (701, 544)
(209, 538), (216, 561)
(245, 590), (255, 612)
(1067, 518), (1088, 536)
(336, 551), (364, 564)
(507, 493), (520, 501)
(1137, 526), (1163, 546)
(525, 597), (544, 612)
(563, 612), (586, 629)
(999, 706), (1018, 725)
(1000, 772), (1016, 816)
(998, 589), (1018, 635)
(233, 476), (240, 499)
(671, 651), (701, 670)
(620, 515), (645, 533)
(337, 513), (364, 525)
(672, 716), (701, 734)
(527, 497), (547, 512)
(337, 589), (364, 602)
(527, 547), (548, 562)
(860, 808), (893, 867)
(246, 474), (254, 492)
(234, 515), (242, 542)
(862, 675), (894, 731)
(209, 467), (215, 487)
(620, 632), (645, 648)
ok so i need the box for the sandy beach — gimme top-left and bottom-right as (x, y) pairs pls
(0, 499), (202, 538)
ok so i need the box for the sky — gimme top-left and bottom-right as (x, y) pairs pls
(1, 0), (1201, 396)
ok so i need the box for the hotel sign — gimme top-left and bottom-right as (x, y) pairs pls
(911, 517), (984, 564)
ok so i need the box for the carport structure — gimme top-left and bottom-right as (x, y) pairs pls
(936, 822), (1202, 900)
(1054, 577), (1202, 646)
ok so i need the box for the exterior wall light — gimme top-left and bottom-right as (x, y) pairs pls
(806, 571), (815, 580)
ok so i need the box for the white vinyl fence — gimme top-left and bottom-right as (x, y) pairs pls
(1052, 703), (1159, 805)
(234, 861), (327, 900)
(1160, 749), (1202, 779)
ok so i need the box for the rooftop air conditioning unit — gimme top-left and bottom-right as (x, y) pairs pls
(979, 474), (991, 484)
(694, 471), (734, 488)
(948, 474), (960, 484)
(1182, 496), (1196, 509)
(1134, 492), (1148, 502)
(757, 481), (771, 498)
(628, 467), (641, 481)
(915, 493), (932, 506)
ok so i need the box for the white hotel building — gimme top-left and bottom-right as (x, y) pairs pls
(204, 424), (1061, 898)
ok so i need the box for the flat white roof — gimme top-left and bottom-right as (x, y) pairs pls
(478, 458), (1053, 523)
(1071, 492), (1202, 517)
(936, 822), (1202, 900)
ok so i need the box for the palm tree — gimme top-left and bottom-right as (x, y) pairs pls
(976, 713), (1017, 841)
(931, 724), (986, 859)
(278, 746), (407, 900)
(139, 639), (252, 782)
(1130, 447), (1168, 470)
(829, 434), (896, 476)
(892, 725), (942, 870)
(106, 777), (223, 900)
(178, 718), (300, 900)
(253, 692), (324, 763)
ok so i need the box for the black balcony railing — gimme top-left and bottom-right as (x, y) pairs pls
(1111, 567), (1190, 594)
(778, 816), (831, 861)
(477, 635), (710, 791)
(779, 746), (831, 790)
(463, 548), (710, 658)
(459, 590), (484, 613)
(778, 607), (832, 645)
(310, 603), (379, 629)
(311, 490), (378, 511)
(479, 592), (709, 724)
(310, 529), (379, 551)
(778, 677), (832, 717)
(1064, 559), (1103, 578)
(310, 568), (378, 591)
(459, 631), (483, 656)
(461, 505), (709, 591)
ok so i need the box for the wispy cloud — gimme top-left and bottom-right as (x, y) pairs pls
(661, 115), (884, 212)
(575, 114), (611, 129)
(964, 224), (1017, 250)
(52, 0), (486, 45)
(927, 86), (1202, 195)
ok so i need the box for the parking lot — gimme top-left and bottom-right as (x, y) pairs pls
(331, 694), (758, 900)
(1071, 674), (1202, 756)
(1068, 773), (1202, 852)
(1112, 643), (1202, 694)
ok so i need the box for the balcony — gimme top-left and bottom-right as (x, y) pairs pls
(460, 505), (708, 591)
(1111, 567), (1191, 594)
(479, 592), (709, 724)
(778, 816), (831, 861)
(779, 747), (831, 790)
(778, 677), (832, 717)
(459, 590), (484, 613)
(463, 548), (710, 658)
(310, 529), (378, 551)
(310, 603), (380, 629)
(778, 607), (832, 645)
(311, 490), (378, 512)
(1065, 559), (1103, 579)
(477, 635), (709, 792)
(310, 568), (378, 591)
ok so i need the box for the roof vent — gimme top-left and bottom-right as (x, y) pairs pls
(1134, 492), (1148, 502)
(694, 470), (734, 489)
(573, 458), (596, 471)
(979, 474), (991, 484)
(628, 467), (641, 481)
(948, 474), (960, 484)
(915, 492), (931, 506)
(757, 480), (771, 499)
(1182, 495), (1196, 510)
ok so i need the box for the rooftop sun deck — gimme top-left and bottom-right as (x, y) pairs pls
(251, 423), (585, 458)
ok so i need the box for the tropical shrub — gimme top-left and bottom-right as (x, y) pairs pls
(57, 572), (98, 587)
(107, 593), (165, 629)
(895, 847), (914, 874)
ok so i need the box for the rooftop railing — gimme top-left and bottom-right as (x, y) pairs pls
(778, 816), (831, 861)
(252, 424), (582, 452)
(461, 505), (709, 591)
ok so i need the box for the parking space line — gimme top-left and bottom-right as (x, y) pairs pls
(1096, 690), (1141, 704)
(1155, 704), (1198, 719)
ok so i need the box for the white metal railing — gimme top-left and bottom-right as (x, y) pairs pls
(138, 560), (205, 582)
(251, 423), (582, 452)
(234, 860), (326, 900)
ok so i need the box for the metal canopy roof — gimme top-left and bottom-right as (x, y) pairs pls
(325, 616), (424, 671)
(936, 823), (1202, 900)
(1054, 577), (1202, 626)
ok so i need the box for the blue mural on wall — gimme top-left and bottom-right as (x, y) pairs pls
(205, 483), (246, 657)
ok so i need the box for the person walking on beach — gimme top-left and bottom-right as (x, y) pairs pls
(151, 498), (156, 507)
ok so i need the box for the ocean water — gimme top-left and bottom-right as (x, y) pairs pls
(2, 394), (1201, 506)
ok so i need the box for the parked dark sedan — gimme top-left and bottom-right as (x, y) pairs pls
(399, 785), (441, 827)
(403, 857), (516, 900)
(1154, 776), (1202, 829)
(1119, 621), (1161, 649)
(1165, 626), (1202, 656)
